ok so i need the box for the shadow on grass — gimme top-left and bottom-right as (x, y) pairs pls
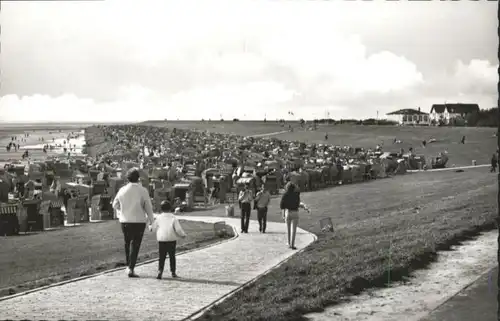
(302, 221), (499, 319)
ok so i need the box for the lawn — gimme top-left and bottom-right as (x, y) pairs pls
(142, 120), (288, 136)
(0, 219), (227, 298)
(186, 168), (496, 321)
(277, 125), (497, 167)
(142, 121), (497, 167)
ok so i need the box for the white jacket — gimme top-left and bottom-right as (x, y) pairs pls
(152, 213), (187, 242)
(112, 183), (154, 223)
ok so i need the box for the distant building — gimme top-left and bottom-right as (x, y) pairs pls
(430, 103), (479, 125)
(385, 108), (430, 126)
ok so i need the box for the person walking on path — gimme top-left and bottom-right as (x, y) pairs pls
(280, 182), (310, 250)
(491, 153), (497, 173)
(238, 183), (254, 233)
(149, 201), (186, 280)
(254, 185), (271, 233)
(112, 168), (154, 278)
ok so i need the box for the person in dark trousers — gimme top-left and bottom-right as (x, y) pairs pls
(112, 168), (154, 278)
(149, 201), (186, 280)
(461, 135), (466, 144)
(238, 183), (253, 233)
(491, 153), (497, 173)
(254, 185), (271, 233)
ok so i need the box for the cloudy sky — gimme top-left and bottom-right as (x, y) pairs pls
(0, 0), (497, 122)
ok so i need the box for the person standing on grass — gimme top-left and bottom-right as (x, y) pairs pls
(149, 201), (186, 280)
(254, 185), (271, 233)
(112, 168), (154, 278)
(280, 182), (310, 250)
(238, 183), (254, 233)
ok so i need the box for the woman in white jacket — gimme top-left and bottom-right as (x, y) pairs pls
(150, 201), (186, 280)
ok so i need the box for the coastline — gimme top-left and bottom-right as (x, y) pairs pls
(83, 126), (113, 159)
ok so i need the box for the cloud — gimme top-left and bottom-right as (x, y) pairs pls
(0, 0), (497, 122)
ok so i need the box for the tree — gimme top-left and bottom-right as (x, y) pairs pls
(466, 112), (479, 126)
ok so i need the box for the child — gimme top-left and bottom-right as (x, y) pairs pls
(149, 201), (186, 280)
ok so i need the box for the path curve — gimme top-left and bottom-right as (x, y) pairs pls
(408, 164), (490, 173)
(0, 216), (316, 321)
(247, 130), (289, 138)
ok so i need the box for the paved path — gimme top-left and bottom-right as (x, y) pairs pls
(0, 216), (316, 321)
(408, 164), (490, 173)
(420, 267), (497, 321)
(247, 130), (289, 138)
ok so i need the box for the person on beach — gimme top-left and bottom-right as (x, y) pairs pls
(491, 153), (497, 173)
(112, 168), (154, 278)
(238, 183), (254, 233)
(149, 201), (186, 280)
(254, 185), (271, 233)
(280, 182), (310, 250)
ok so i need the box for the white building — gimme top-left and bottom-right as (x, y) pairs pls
(385, 108), (430, 126)
(429, 103), (479, 125)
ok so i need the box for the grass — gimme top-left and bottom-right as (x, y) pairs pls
(12, 122), (495, 319)
(142, 120), (288, 136)
(0, 219), (230, 298)
(184, 168), (497, 321)
(142, 121), (497, 167)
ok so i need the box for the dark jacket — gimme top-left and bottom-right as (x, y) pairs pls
(280, 191), (301, 211)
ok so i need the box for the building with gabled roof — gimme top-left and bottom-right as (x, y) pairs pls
(430, 103), (479, 125)
(385, 108), (430, 126)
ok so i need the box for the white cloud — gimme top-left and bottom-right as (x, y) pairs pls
(0, 0), (497, 122)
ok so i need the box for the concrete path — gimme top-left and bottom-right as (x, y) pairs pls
(408, 164), (490, 173)
(420, 267), (497, 321)
(247, 130), (289, 138)
(0, 216), (316, 321)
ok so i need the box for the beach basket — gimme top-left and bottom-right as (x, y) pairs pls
(214, 221), (228, 238)
(319, 217), (334, 233)
(225, 204), (234, 217)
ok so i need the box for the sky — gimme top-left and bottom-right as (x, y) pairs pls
(0, 0), (498, 122)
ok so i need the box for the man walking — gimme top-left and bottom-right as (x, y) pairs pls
(238, 183), (253, 233)
(113, 168), (154, 278)
(254, 185), (271, 233)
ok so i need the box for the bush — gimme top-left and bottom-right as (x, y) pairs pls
(361, 118), (398, 126)
(467, 108), (497, 127)
(233, 118), (239, 122)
